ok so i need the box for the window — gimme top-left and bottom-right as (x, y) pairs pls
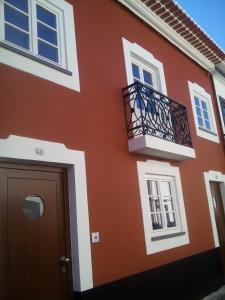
(122, 38), (167, 94)
(219, 96), (225, 128)
(0, 0), (80, 91)
(137, 160), (189, 255)
(188, 81), (219, 143)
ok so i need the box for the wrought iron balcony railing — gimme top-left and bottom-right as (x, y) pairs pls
(123, 81), (193, 147)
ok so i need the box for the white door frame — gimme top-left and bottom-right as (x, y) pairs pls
(0, 135), (93, 292)
(204, 170), (225, 247)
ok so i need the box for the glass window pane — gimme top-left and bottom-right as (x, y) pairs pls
(159, 181), (171, 196)
(195, 106), (202, 117)
(37, 5), (56, 28)
(4, 4), (29, 31)
(194, 96), (200, 106)
(37, 22), (57, 45)
(5, 24), (29, 49)
(38, 40), (58, 63)
(201, 100), (207, 110)
(143, 69), (153, 86)
(203, 110), (209, 120)
(166, 212), (176, 228)
(163, 198), (174, 211)
(5, 0), (28, 13)
(150, 197), (161, 213)
(205, 120), (211, 130)
(197, 116), (203, 127)
(147, 180), (158, 196)
(132, 63), (140, 80)
(23, 195), (45, 221)
(151, 213), (163, 230)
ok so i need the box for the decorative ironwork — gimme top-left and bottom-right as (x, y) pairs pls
(123, 81), (193, 147)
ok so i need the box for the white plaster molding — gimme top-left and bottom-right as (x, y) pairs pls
(204, 170), (225, 248)
(0, 135), (93, 292)
(137, 160), (189, 255)
(118, 0), (215, 71)
(188, 81), (219, 143)
(122, 38), (167, 94)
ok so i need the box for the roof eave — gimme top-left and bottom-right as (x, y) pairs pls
(117, 0), (215, 72)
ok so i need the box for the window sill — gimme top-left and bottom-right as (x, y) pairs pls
(151, 231), (186, 241)
(0, 41), (72, 76)
(198, 127), (217, 136)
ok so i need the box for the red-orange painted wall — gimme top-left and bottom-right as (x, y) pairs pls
(1, 0), (225, 287)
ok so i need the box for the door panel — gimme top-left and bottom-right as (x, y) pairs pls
(0, 165), (71, 300)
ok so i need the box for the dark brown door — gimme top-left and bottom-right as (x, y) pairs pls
(210, 181), (225, 272)
(0, 164), (72, 300)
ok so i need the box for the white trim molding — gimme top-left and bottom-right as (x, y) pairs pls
(212, 73), (225, 136)
(118, 0), (215, 72)
(122, 37), (167, 94)
(188, 81), (219, 143)
(137, 160), (189, 255)
(0, 135), (93, 292)
(204, 170), (225, 247)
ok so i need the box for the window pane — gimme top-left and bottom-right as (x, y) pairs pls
(203, 110), (209, 120)
(165, 212), (176, 228)
(147, 180), (158, 196)
(194, 96), (200, 106)
(37, 5), (56, 29)
(197, 116), (203, 127)
(163, 198), (174, 211)
(151, 213), (163, 230)
(5, 24), (29, 49)
(132, 63), (140, 80)
(5, 0), (28, 13)
(201, 100), (207, 110)
(159, 181), (171, 196)
(149, 197), (161, 213)
(205, 120), (211, 130)
(4, 4), (29, 31)
(195, 106), (202, 117)
(38, 40), (58, 63)
(37, 22), (57, 45)
(143, 69), (153, 86)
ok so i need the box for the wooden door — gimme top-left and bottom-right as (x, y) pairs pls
(210, 181), (225, 272)
(0, 164), (72, 300)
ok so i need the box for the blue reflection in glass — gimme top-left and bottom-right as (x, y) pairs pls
(194, 96), (200, 106)
(4, 5), (29, 31)
(197, 116), (203, 127)
(132, 63), (140, 79)
(38, 41), (58, 63)
(37, 23), (57, 45)
(143, 70), (153, 86)
(5, 24), (29, 49)
(195, 106), (202, 117)
(201, 101), (207, 110)
(5, 0), (28, 13)
(203, 110), (209, 120)
(37, 5), (56, 28)
(205, 120), (211, 130)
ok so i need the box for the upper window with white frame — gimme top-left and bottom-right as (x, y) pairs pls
(0, 0), (80, 91)
(188, 81), (219, 143)
(122, 38), (167, 95)
(137, 160), (189, 255)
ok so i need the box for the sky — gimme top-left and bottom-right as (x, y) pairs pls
(175, 0), (225, 51)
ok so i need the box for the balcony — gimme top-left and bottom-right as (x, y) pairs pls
(123, 82), (196, 160)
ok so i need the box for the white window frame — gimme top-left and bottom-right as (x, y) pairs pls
(122, 37), (167, 94)
(0, 0), (80, 91)
(188, 81), (219, 143)
(131, 58), (157, 89)
(137, 160), (189, 255)
(212, 74), (225, 136)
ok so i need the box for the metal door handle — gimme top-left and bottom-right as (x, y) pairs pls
(59, 256), (70, 264)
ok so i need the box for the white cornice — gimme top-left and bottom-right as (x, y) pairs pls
(117, 0), (215, 72)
